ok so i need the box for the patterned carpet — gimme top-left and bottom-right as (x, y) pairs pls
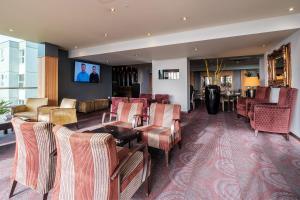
(1, 108), (300, 200)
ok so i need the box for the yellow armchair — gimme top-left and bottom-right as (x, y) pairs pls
(38, 98), (77, 125)
(12, 98), (48, 120)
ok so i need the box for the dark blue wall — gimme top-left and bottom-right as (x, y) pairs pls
(58, 50), (112, 102)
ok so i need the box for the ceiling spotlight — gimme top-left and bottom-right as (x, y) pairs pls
(9, 28), (14, 32)
(110, 7), (116, 12)
(194, 47), (198, 51)
(104, 33), (108, 37)
(182, 16), (187, 21)
(147, 32), (151, 36)
(74, 46), (78, 49)
(289, 7), (294, 12)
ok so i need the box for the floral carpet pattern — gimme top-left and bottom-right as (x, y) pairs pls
(1, 108), (300, 199)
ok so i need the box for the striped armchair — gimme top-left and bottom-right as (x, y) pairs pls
(52, 126), (151, 200)
(9, 118), (56, 199)
(136, 103), (181, 167)
(109, 97), (129, 121)
(102, 102), (143, 129)
(130, 98), (149, 117)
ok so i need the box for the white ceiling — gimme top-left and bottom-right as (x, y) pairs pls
(79, 29), (297, 65)
(0, 0), (299, 50)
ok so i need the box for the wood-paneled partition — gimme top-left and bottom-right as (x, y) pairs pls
(38, 56), (58, 106)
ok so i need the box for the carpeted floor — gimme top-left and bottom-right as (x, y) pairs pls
(1, 108), (300, 200)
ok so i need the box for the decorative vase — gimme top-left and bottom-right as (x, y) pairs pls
(205, 85), (220, 114)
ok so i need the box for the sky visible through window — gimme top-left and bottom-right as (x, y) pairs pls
(0, 34), (23, 43)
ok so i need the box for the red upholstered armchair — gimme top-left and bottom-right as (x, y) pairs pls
(136, 103), (181, 167)
(140, 93), (153, 102)
(102, 102), (143, 129)
(249, 87), (297, 140)
(109, 97), (128, 121)
(154, 94), (170, 104)
(237, 86), (270, 118)
(52, 126), (151, 200)
(10, 118), (56, 199)
(130, 98), (148, 116)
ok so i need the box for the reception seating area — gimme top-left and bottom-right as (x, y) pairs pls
(1, 1), (300, 200)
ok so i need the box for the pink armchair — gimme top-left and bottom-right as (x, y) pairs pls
(154, 94), (170, 104)
(102, 102), (143, 129)
(52, 126), (151, 200)
(109, 97), (128, 121)
(136, 103), (181, 167)
(10, 118), (56, 199)
(237, 86), (270, 118)
(249, 87), (297, 140)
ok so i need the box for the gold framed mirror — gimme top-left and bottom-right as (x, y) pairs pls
(267, 43), (291, 87)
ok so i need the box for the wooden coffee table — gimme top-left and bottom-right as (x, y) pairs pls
(0, 120), (12, 134)
(85, 125), (142, 148)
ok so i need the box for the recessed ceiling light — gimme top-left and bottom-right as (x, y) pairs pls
(9, 28), (14, 32)
(194, 47), (198, 51)
(110, 7), (116, 12)
(147, 32), (151, 36)
(289, 7), (294, 12)
(74, 46), (78, 49)
(182, 16), (187, 21)
(104, 33), (108, 37)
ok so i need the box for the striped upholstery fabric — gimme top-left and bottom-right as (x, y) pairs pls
(52, 126), (150, 200)
(111, 97), (128, 113)
(11, 117), (56, 194)
(137, 103), (181, 151)
(130, 98), (148, 116)
(105, 102), (143, 128)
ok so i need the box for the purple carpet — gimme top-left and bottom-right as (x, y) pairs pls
(1, 108), (300, 199)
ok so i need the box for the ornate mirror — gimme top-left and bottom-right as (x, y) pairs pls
(267, 43), (291, 87)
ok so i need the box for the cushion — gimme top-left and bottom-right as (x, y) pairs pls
(14, 112), (37, 120)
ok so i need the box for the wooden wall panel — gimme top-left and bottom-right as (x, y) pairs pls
(38, 56), (58, 106)
(45, 56), (58, 106)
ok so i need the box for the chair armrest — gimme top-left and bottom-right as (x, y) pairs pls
(132, 114), (143, 128)
(49, 108), (77, 125)
(11, 105), (27, 114)
(111, 143), (149, 181)
(170, 119), (181, 143)
(102, 112), (117, 124)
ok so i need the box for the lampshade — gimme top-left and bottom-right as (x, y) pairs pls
(244, 76), (260, 87)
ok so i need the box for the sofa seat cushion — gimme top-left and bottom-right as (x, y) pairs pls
(104, 121), (133, 129)
(138, 125), (175, 151)
(14, 112), (37, 120)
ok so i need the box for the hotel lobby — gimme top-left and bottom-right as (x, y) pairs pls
(1, 0), (300, 199)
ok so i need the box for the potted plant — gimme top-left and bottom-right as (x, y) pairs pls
(204, 59), (223, 114)
(0, 100), (11, 121)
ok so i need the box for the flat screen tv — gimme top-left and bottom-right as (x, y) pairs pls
(74, 61), (101, 83)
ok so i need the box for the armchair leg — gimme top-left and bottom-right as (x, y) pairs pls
(165, 151), (169, 167)
(255, 130), (258, 137)
(9, 180), (17, 198)
(178, 141), (182, 149)
(145, 175), (151, 197)
(285, 133), (290, 141)
(43, 193), (48, 200)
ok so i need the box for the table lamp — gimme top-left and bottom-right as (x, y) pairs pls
(244, 76), (260, 98)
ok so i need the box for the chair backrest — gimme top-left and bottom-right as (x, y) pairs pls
(130, 98), (148, 115)
(25, 98), (48, 112)
(52, 126), (118, 200)
(60, 98), (77, 108)
(11, 118), (55, 194)
(111, 97), (128, 113)
(278, 87), (298, 108)
(154, 94), (169, 104)
(255, 86), (270, 100)
(116, 102), (143, 123)
(139, 93), (152, 101)
(149, 103), (181, 127)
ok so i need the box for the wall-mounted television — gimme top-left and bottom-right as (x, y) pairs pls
(74, 61), (101, 83)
